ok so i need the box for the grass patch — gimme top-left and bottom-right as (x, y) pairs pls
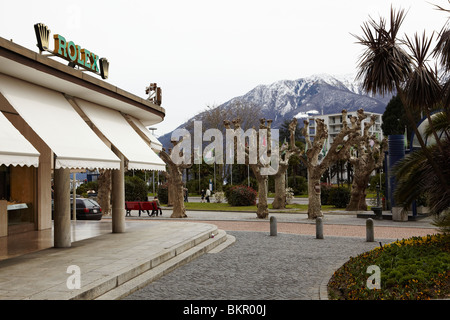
(328, 234), (450, 300)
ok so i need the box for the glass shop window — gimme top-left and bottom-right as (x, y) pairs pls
(0, 165), (36, 226)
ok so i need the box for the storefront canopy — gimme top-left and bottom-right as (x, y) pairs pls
(0, 112), (40, 167)
(0, 74), (121, 170)
(74, 99), (166, 171)
(128, 116), (163, 152)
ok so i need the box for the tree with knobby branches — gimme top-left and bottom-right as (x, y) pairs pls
(159, 140), (192, 218)
(223, 118), (276, 219)
(272, 118), (303, 209)
(346, 114), (388, 211)
(300, 109), (366, 219)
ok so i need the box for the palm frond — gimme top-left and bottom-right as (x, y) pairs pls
(393, 137), (450, 216)
(404, 31), (442, 110)
(423, 111), (450, 139)
(354, 7), (412, 96)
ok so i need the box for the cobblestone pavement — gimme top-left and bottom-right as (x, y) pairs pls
(124, 231), (393, 300)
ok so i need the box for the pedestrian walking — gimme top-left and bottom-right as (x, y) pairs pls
(201, 189), (205, 203)
(206, 188), (211, 203)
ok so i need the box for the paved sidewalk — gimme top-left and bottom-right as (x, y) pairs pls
(125, 231), (392, 300)
(0, 208), (439, 300)
(123, 209), (439, 301)
(0, 220), (221, 300)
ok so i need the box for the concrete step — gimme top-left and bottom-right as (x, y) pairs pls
(93, 229), (230, 300)
(208, 234), (236, 254)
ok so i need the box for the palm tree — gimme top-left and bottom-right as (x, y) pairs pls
(393, 136), (450, 232)
(404, 31), (444, 153)
(354, 6), (450, 193)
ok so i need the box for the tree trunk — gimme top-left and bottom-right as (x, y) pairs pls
(307, 173), (323, 219)
(167, 181), (175, 207)
(171, 181), (187, 218)
(97, 169), (112, 215)
(272, 171), (286, 209)
(346, 174), (369, 211)
(256, 174), (269, 219)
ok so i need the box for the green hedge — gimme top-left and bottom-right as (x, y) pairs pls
(321, 185), (351, 208)
(157, 183), (169, 204)
(224, 185), (257, 206)
(125, 176), (149, 201)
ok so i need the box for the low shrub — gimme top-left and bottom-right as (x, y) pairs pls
(329, 186), (351, 208)
(125, 176), (148, 201)
(321, 185), (333, 205)
(321, 185), (350, 208)
(328, 234), (450, 300)
(157, 183), (169, 204)
(76, 180), (98, 195)
(288, 175), (307, 195)
(225, 185), (257, 206)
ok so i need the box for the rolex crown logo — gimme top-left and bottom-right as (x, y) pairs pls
(34, 23), (50, 52)
(99, 58), (109, 80)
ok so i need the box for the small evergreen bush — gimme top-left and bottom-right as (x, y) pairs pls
(157, 183), (169, 204)
(321, 185), (333, 205)
(321, 185), (351, 208)
(288, 176), (307, 195)
(125, 176), (148, 201)
(225, 185), (257, 206)
(329, 186), (351, 208)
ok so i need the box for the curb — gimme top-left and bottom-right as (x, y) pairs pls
(94, 230), (231, 300)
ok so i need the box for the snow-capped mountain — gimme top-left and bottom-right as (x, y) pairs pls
(158, 74), (393, 148)
(223, 73), (391, 124)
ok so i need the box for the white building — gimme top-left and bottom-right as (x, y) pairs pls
(307, 111), (384, 184)
(308, 111), (383, 152)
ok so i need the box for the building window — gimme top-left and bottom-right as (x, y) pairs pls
(0, 165), (36, 227)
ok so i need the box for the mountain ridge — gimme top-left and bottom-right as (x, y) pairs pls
(157, 74), (393, 149)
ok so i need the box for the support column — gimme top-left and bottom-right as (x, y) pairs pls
(112, 153), (125, 233)
(0, 200), (7, 237)
(54, 167), (71, 248)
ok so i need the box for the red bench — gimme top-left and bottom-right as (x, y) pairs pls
(125, 201), (160, 217)
(125, 201), (141, 216)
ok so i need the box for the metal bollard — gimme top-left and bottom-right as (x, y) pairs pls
(270, 216), (277, 236)
(366, 218), (375, 242)
(316, 217), (324, 239)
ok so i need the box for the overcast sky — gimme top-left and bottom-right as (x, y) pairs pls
(1, 0), (448, 135)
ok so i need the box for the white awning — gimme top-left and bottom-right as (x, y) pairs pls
(0, 112), (40, 167)
(0, 74), (121, 170)
(74, 99), (166, 171)
(128, 116), (163, 152)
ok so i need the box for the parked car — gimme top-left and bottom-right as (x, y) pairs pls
(51, 197), (103, 221)
(73, 198), (103, 220)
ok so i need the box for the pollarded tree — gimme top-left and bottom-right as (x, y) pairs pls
(159, 140), (192, 218)
(272, 118), (303, 209)
(346, 114), (388, 211)
(223, 118), (276, 219)
(301, 109), (366, 219)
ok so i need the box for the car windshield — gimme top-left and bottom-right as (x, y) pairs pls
(83, 199), (100, 208)
(70, 198), (100, 208)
